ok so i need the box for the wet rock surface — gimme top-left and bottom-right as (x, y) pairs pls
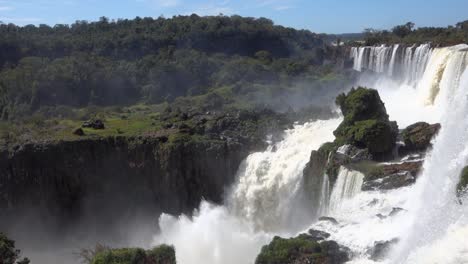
(367, 238), (399, 261)
(362, 161), (423, 191)
(399, 122), (440, 156)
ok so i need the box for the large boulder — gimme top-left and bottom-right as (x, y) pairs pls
(366, 238), (399, 261)
(399, 122), (440, 155)
(333, 87), (398, 159)
(361, 161), (423, 190)
(82, 119), (105, 130)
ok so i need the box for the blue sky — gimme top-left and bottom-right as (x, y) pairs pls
(0, 0), (467, 33)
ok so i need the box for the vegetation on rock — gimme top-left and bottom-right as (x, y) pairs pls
(400, 122), (440, 155)
(333, 87), (397, 158)
(255, 234), (348, 264)
(90, 244), (175, 264)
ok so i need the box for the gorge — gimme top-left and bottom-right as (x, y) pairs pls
(1, 18), (468, 263)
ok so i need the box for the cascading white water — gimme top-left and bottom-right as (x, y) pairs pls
(351, 44), (432, 83)
(387, 44), (399, 76)
(317, 173), (331, 216)
(150, 43), (468, 264)
(311, 44), (468, 263)
(390, 50), (468, 264)
(152, 118), (341, 264)
(328, 166), (364, 213)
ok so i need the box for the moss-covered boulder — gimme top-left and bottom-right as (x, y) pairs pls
(335, 87), (389, 124)
(255, 233), (348, 264)
(333, 87), (398, 158)
(457, 166), (468, 197)
(91, 245), (176, 264)
(399, 122), (441, 155)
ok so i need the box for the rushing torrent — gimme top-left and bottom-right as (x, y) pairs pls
(152, 119), (341, 264)
(153, 43), (468, 264)
(308, 43), (468, 263)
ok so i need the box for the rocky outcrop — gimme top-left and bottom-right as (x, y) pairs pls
(303, 88), (399, 210)
(362, 160), (423, 191)
(334, 87), (398, 159)
(0, 109), (289, 235)
(399, 122), (440, 156)
(255, 232), (349, 264)
(457, 166), (468, 197)
(366, 238), (399, 261)
(0, 137), (247, 222)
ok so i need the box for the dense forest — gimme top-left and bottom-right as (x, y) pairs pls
(361, 20), (468, 46)
(0, 15), (346, 122)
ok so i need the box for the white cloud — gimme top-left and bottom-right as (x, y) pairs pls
(0, 5), (12, 11)
(0, 16), (42, 24)
(255, 0), (295, 11)
(188, 1), (233, 16)
(156, 0), (180, 7)
(274, 5), (292, 11)
(139, 0), (181, 8)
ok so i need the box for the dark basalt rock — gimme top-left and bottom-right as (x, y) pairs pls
(457, 166), (468, 198)
(82, 119), (105, 129)
(308, 229), (331, 241)
(0, 109), (290, 241)
(363, 172), (415, 191)
(73, 128), (85, 136)
(362, 161), (423, 191)
(389, 207), (405, 217)
(399, 122), (440, 156)
(367, 238), (399, 261)
(319, 216), (339, 225)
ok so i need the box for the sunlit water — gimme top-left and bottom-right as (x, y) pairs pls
(152, 44), (468, 264)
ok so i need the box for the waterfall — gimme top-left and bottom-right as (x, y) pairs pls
(328, 166), (364, 213)
(151, 44), (468, 264)
(317, 173), (331, 216)
(229, 119), (341, 232)
(388, 44), (399, 76)
(152, 118), (341, 264)
(350, 44), (433, 84)
(314, 44), (468, 263)
(391, 49), (468, 264)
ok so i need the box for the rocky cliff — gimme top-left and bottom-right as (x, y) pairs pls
(0, 109), (296, 241)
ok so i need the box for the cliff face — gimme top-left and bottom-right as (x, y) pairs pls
(0, 136), (254, 223)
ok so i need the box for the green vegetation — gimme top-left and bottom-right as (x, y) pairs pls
(0, 233), (30, 264)
(255, 235), (324, 264)
(255, 234), (348, 264)
(0, 15), (345, 121)
(0, 15), (349, 146)
(90, 245), (175, 264)
(360, 20), (468, 46)
(333, 87), (397, 157)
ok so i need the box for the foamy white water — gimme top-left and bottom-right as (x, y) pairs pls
(308, 44), (468, 264)
(153, 44), (468, 264)
(328, 166), (364, 214)
(152, 119), (342, 264)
